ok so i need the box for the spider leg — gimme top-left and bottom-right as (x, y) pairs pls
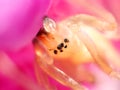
(80, 14), (120, 40)
(77, 14), (117, 31)
(76, 24), (120, 79)
(34, 59), (56, 90)
(67, 14), (119, 40)
(33, 38), (88, 90)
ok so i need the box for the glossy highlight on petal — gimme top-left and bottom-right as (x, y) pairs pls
(0, 0), (51, 51)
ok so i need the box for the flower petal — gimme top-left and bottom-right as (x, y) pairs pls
(0, 52), (41, 90)
(100, 0), (120, 23)
(0, 0), (51, 51)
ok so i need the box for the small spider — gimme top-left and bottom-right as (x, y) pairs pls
(33, 14), (120, 90)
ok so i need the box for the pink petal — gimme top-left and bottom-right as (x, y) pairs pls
(100, 0), (120, 23)
(89, 64), (120, 90)
(0, 0), (51, 51)
(48, 0), (115, 22)
(0, 52), (41, 90)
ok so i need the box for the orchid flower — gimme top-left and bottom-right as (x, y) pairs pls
(0, 0), (120, 90)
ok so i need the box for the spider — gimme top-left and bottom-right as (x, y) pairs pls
(32, 14), (120, 90)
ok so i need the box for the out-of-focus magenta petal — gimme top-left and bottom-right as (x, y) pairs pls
(48, 0), (116, 26)
(0, 0), (51, 51)
(100, 0), (120, 24)
(89, 64), (120, 90)
(0, 51), (41, 90)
